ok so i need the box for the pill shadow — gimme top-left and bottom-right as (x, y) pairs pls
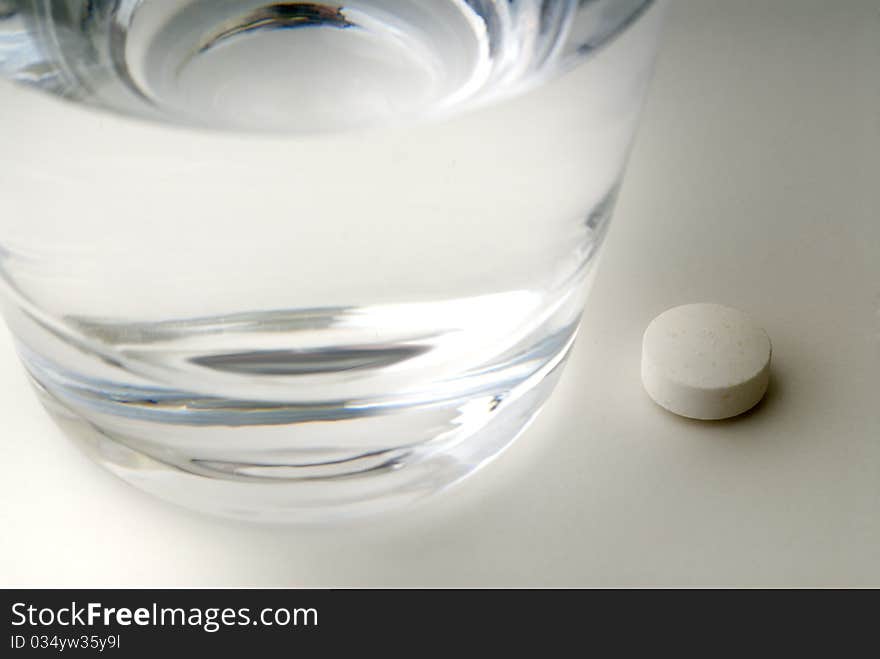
(656, 371), (783, 430)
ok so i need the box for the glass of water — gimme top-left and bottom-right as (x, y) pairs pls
(0, 0), (665, 521)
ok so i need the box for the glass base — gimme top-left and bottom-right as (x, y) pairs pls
(23, 339), (572, 524)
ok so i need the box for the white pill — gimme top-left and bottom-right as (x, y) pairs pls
(641, 304), (771, 420)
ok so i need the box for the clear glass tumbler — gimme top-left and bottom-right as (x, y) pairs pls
(0, 0), (665, 521)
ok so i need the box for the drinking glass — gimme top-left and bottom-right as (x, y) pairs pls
(0, 0), (665, 521)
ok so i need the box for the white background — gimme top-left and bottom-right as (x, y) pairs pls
(1, 0), (878, 586)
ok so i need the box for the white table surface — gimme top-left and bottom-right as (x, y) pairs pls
(2, 0), (878, 587)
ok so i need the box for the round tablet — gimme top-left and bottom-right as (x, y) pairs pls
(641, 304), (771, 420)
